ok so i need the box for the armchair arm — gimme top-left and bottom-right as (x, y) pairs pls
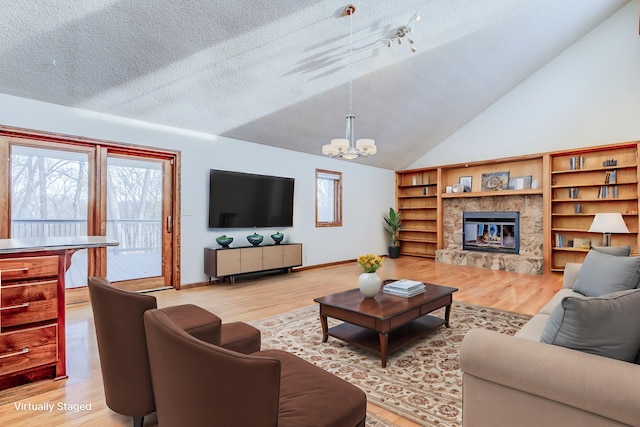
(460, 328), (640, 427)
(160, 303), (222, 345)
(144, 309), (281, 427)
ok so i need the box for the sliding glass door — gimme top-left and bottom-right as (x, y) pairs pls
(105, 155), (166, 288)
(2, 132), (179, 294)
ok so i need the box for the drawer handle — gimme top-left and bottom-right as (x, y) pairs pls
(1, 267), (29, 273)
(2, 280), (54, 288)
(0, 348), (29, 359)
(0, 303), (29, 311)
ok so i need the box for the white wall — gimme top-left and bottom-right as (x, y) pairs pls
(0, 95), (395, 285)
(410, 0), (640, 168)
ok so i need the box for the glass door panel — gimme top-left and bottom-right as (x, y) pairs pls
(10, 145), (89, 288)
(106, 156), (163, 284)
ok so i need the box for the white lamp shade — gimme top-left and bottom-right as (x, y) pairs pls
(331, 138), (349, 150)
(356, 139), (375, 149)
(588, 213), (629, 233)
(322, 144), (340, 156)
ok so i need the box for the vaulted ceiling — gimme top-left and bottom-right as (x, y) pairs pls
(0, 1), (629, 169)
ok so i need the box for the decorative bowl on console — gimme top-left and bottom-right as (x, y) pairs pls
(216, 235), (233, 248)
(271, 232), (284, 245)
(247, 233), (264, 246)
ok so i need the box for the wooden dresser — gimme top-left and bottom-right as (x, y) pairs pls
(0, 237), (117, 390)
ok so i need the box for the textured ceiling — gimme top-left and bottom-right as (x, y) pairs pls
(0, 0), (629, 169)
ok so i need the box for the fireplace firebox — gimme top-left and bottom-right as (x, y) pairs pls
(462, 211), (520, 254)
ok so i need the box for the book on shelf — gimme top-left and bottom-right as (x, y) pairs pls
(569, 156), (585, 170)
(599, 186), (607, 198)
(598, 185), (618, 199)
(568, 188), (579, 199)
(604, 170), (616, 184)
(573, 238), (591, 250)
(555, 233), (564, 248)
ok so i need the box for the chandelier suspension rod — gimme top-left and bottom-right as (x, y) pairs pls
(321, 4), (377, 160)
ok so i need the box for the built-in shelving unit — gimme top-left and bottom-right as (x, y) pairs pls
(549, 143), (640, 271)
(394, 141), (640, 274)
(395, 156), (544, 259)
(395, 169), (438, 257)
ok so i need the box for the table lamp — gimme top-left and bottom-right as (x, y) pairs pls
(588, 213), (629, 246)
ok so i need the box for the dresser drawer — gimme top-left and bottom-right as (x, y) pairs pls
(0, 256), (59, 282)
(1, 281), (58, 328)
(0, 325), (58, 376)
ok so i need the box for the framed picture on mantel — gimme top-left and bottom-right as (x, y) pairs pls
(459, 176), (472, 192)
(481, 171), (509, 191)
(508, 175), (532, 190)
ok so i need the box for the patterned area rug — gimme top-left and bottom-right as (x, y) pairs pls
(249, 301), (531, 426)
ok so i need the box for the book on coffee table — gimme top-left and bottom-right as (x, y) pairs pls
(383, 279), (425, 297)
(383, 288), (425, 297)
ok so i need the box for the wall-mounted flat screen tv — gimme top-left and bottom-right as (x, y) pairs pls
(208, 169), (294, 228)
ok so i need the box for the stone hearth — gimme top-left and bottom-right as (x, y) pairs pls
(436, 195), (543, 274)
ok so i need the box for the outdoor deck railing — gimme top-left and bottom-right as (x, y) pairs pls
(11, 219), (162, 253)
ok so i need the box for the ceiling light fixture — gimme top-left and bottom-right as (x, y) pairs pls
(322, 4), (376, 160)
(385, 11), (420, 52)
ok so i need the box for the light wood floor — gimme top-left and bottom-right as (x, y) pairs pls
(0, 257), (563, 427)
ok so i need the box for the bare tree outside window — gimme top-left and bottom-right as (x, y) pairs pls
(106, 157), (163, 282)
(11, 145), (89, 287)
(11, 146), (88, 229)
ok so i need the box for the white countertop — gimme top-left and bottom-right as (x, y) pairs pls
(0, 236), (119, 254)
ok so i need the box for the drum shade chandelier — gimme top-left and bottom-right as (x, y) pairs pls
(322, 5), (376, 160)
(385, 11), (421, 52)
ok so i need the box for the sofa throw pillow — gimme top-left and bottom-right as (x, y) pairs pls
(572, 249), (640, 297)
(592, 245), (631, 257)
(540, 289), (640, 363)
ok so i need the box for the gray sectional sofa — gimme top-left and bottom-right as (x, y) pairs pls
(459, 249), (640, 427)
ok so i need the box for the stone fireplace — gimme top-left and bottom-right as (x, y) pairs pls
(436, 195), (543, 274)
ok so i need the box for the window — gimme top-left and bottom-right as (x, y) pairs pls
(316, 169), (342, 227)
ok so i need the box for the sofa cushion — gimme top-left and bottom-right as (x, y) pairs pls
(572, 250), (640, 297)
(540, 289), (640, 362)
(592, 245), (631, 257)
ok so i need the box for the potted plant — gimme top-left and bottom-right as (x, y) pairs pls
(383, 207), (402, 258)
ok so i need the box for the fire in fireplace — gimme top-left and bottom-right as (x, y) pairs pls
(462, 211), (520, 254)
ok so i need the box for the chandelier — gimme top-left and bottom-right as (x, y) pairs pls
(385, 11), (421, 52)
(322, 4), (377, 160)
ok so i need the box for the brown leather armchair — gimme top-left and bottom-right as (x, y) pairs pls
(87, 277), (260, 427)
(143, 308), (367, 427)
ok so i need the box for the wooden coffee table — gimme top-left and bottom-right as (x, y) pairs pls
(313, 281), (458, 367)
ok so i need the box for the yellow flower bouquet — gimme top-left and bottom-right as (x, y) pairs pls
(357, 254), (383, 273)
